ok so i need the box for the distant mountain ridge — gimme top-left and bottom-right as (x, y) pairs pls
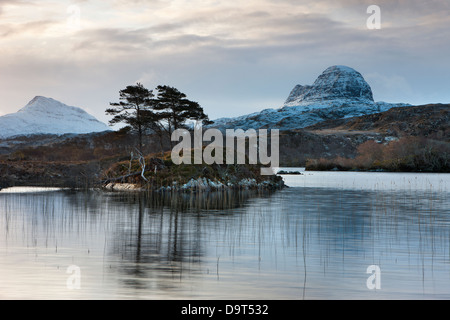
(0, 96), (110, 139)
(211, 65), (410, 131)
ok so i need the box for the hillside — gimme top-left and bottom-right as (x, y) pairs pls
(0, 130), (134, 189)
(302, 104), (449, 172)
(305, 104), (449, 140)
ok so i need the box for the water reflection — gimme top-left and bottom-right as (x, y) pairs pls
(0, 177), (450, 299)
(0, 189), (281, 299)
(277, 186), (450, 299)
(105, 190), (278, 294)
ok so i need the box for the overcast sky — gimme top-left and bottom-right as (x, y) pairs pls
(0, 0), (449, 124)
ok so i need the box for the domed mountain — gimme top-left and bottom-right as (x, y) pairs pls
(212, 65), (409, 131)
(0, 96), (110, 139)
(286, 65), (374, 105)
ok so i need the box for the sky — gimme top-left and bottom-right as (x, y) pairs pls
(0, 0), (449, 125)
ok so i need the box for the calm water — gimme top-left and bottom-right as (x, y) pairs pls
(0, 170), (449, 300)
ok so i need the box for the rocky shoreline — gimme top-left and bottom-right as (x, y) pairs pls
(0, 159), (285, 193)
(100, 154), (286, 193)
(103, 176), (285, 193)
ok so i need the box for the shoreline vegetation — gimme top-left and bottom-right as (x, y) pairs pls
(305, 136), (449, 173)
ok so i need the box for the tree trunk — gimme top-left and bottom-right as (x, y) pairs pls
(136, 104), (143, 153)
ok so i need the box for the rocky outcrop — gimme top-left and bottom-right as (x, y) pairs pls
(101, 154), (285, 193)
(285, 85), (313, 104)
(286, 65), (374, 105)
(154, 177), (284, 193)
(103, 183), (144, 191)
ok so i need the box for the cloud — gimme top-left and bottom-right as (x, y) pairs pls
(0, 0), (449, 119)
(0, 0), (35, 17)
(71, 27), (153, 52)
(0, 20), (57, 38)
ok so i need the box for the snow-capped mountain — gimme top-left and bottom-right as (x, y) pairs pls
(212, 65), (410, 130)
(0, 96), (110, 139)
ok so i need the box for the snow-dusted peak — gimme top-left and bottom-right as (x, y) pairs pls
(18, 96), (56, 111)
(286, 65), (374, 106)
(327, 65), (358, 73)
(0, 96), (110, 139)
(19, 96), (86, 115)
(211, 65), (410, 131)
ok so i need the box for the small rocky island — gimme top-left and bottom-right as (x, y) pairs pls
(102, 155), (285, 192)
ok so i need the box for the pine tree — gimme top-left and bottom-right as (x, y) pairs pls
(154, 85), (210, 131)
(106, 83), (155, 153)
(154, 85), (211, 147)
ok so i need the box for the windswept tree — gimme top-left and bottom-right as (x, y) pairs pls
(154, 85), (211, 146)
(107, 83), (212, 155)
(106, 83), (155, 153)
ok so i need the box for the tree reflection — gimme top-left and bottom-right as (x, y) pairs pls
(1, 184), (450, 299)
(105, 189), (278, 292)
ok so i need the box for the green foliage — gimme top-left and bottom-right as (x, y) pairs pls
(107, 83), (157, 152)
(106, 83), (212, 153)
(107, 83), (155, 128)
(154, 85), (210, 130)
